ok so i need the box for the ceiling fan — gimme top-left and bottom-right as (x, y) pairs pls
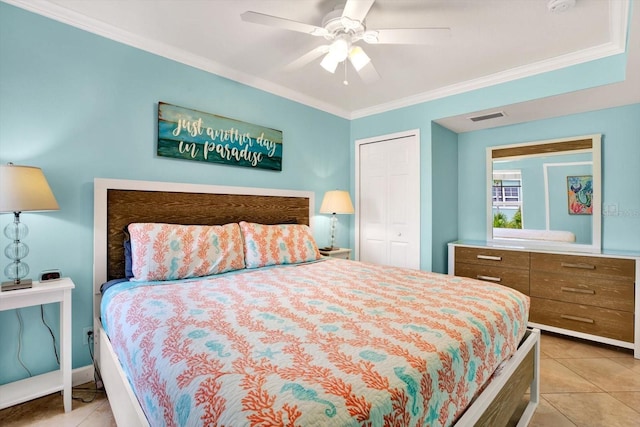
(241, 0), (451, 84)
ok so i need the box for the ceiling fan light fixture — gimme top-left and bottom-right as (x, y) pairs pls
(320, 53), (339, 73)
(328, 37), (350, 62)
(241, 0), (455, 86)
(349, 46), (370, 71)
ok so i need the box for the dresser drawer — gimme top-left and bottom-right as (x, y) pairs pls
(455, 246), (529, 269)
(531, 271), (634, 312)
(530, 297), (634, 342)
(531, 253), (635, 280)
(455, 263), (530, 295)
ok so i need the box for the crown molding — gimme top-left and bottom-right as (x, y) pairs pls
(350, 40), (627, 119)
(2, 0), (352, 119)
(4, 0), (629, 121)
(351, 0), (630, 119)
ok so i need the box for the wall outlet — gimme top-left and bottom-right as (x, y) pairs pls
(83, 327), (93, 345)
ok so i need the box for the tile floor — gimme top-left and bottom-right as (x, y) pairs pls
(1, 332), (638, 426)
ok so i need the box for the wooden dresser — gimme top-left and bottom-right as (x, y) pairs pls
(448, 241), (640, 359)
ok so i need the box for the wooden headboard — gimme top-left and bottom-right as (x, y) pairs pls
(93, 178), (314, 293)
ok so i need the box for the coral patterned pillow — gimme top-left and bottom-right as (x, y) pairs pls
(239, 221), (322, 268)
(127, 222), (245, 281)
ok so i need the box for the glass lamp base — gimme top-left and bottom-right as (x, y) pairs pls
(3, 212), (31, 290)
(1, 278), (33, 291)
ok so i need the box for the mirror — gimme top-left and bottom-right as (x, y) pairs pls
(487, 134), (601, 252)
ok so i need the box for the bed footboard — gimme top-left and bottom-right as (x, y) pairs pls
(99, 326), (540, 427)
(455, 328), (540, 426)
(99, 327), (149, 427)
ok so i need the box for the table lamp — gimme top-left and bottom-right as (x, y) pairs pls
(319, 190), (354, 250)
(0, 163), (59, 291)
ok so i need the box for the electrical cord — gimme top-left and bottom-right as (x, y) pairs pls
(14, 303), (105, 403)
(88, 330), (104, 387)
(15, 305), (105, 403)
(72, 381), (104, 403)
(15, 309), (33, 377)
(40, 304), (60, 365)
(71, 330), (105, 403)
(37, 305), (104, 403)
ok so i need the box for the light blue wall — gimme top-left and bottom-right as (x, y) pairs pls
(431, 123), (458, 274)
(0, 3), (350, 384)
(548, 163), (592, 244)
(458, 103), (640, 252)
(351, 52), (628, 272)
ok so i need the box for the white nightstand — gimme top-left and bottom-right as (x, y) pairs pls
(319, 248), (352, 260)
(0, 277), (75, 412)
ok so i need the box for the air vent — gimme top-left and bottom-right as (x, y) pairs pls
(468, 111), (506, 122)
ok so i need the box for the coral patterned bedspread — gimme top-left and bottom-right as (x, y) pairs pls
(101, 258), (529, 427)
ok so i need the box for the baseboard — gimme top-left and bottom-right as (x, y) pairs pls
(72, 364), (95, 387)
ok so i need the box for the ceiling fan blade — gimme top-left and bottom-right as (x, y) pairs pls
(284, 45), (330, 71)
(356, 61), (380, 84)
(342, 0), (375, 22)
(241, 11), (328, 37)
(369, 28), (451, 44)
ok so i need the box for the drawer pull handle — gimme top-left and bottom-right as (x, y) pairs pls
(561, 286), (595, 295)
(477, 275), (501, 282)
(560, 262), (595, 270)
(477, 255), (502, 261)
(560, 314), (594, 324)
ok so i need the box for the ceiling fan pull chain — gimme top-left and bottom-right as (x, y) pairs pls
(343, 60), (349, 86)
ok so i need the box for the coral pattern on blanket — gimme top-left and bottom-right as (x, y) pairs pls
(102, 258), (529, 426)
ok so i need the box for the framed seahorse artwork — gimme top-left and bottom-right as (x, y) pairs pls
(567, 175), (593, 215)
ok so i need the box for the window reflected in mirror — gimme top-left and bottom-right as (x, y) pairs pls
(492, 170), (523, 229)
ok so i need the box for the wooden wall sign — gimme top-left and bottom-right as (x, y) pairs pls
(158, 102), (282, 171)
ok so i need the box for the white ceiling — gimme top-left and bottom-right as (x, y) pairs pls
(6, 0), (639, 130)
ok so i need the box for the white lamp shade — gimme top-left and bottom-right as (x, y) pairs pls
(320, 53), (339, 73)
(320, 190), (354, 214)
(328, 37), (349, 62)
(0, 164), (60, 213)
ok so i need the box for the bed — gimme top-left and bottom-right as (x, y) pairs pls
(93, 178), (540, 426)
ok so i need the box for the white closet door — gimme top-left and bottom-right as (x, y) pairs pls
(357, 131), (420, 269)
